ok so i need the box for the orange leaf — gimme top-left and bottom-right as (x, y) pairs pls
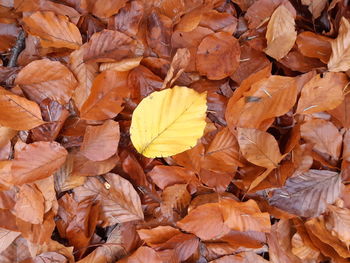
(137, 226), (181, 247)
(80, 71), (129, 120)
(0, 86), (44, 130)
(80, 0), (127, 18)
(265, 5), (297, 60)
(23, 11), (82, 49)
(11, 141), (67, 185)
(160, 184), (191, 217)
(117, 246), (162, 263)
(237, 128), (282, 169)
(296, 31), (331, 63)
(15, 59), (77, 104)
(326, 205), (350, 249)
(296, 72), (347, 114)
(80, 120), (120, 161)
(328, 17), (350, 72)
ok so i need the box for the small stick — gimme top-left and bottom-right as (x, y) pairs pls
(8, 30), (25, 67)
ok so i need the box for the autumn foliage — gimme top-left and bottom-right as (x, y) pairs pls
(0, 0), (350, 262)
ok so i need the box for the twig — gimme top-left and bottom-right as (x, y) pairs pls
(8, 30), (25, 67)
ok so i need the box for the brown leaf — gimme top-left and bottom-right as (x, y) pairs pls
(328, 17), (350, 72)
(237, 128), (282, 169)
(199, 10), (237, 33)
(300, 119), (342, 160)
(196, 32), (240, 80)
(160, 184), (191, 217)
(23, 11), (82, 49)
(325, 205), (350, 249)
(296, 31), (331, 63)
(291, 232), (320, 262)
(270, 170), (342, 217)
(296, 72), (347, 114)
(227, 75), (297, 129)
(0, 228), (20, 254)
(80, 120), (120, 161)
(220, 199), (271, 233)
(82, 29), (143, 63)
(301, 0), (327, 19)
(69, 46), (98, 110)
(11, 141), (67, 185)
(265, 5), (297, 60)
(0, 23), (19, 52)
(172, 143), (204, 173)
(15, 59), (77, 105)
(117, 246), (163, 263)
(210, 252), (269, 263)
(12, 184), (44, 224)
(80, 70), (129, 120)
(81, 0), (127, 18)
(0, 126), (16, 148)
(137, 226), (181, 247)
(73, 173), (144, 226)
(0, 86), (44, 130)
(177, 202), (230, 240)
(329, 93), (350, 128)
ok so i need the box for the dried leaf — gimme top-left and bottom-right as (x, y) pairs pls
(0, 228), (20, 254)
(300, 119), (342, 160)
(196, 32), (240, 80)
(80, 120), (120, 161)
(328, 17), (350, 72)
(80, 70), (129, 120)
(73, 173), (143, 226)
(325, 205), (350, 249)
(15, 59), (78, 104)
(237, 128), (282, 169)
(296, 31), (331, 63)
(23, 11), (82, 49)
(265, 5), (297, 60)
(296, 72), (347, 114)
(161, 184), (191, 217)
(0, 86), (44, 130)
(81, 0), (127, 18)
(130, 86), (207, 158)
(270, 170), (342, 217)
(117, 246), (162, 263)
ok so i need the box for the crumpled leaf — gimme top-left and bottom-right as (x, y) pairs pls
(270, 170), (342, 217)
(23, 11), (82, 49)
(328, 17), (350, 72)
(264, 5), (297, 60)
(0, 86), (44, 130)
(15, 59), (78, 104)
(130, 86), (207, 158)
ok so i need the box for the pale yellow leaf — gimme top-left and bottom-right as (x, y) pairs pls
(328, 17), (350, 72)
(130, 86), (207, 158)
(265, 5), (297, 60)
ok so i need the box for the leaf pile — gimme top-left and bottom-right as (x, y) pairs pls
(0, 0), (350, 262)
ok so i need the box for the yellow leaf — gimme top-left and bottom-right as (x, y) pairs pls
(130, 86), (207, 158)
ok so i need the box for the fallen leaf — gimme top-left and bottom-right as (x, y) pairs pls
(296, 31), (331, 63)
(296, 72), (347, 114)
(196, 32), (240, 80)
(160, 184), (191, 217)
(23, 11), (82, 49)
(264, 5), (297, 60)
(237, 128), (282, 169)
(15, 59), (78, 104)
(117, 246), (163, 263)
(80, 120), (120, 161)
(0, 86), (44, 130)
(301, 0), (327, 18)
(130, 86), (207, 158)
(80, 70), (129, 120)
(0, 228), (20, 254)
(73, 173), (144, 226)
(300, 119), (342, 160)
(80, 0), (127, 18)
(325, 205), (350, 249)
(11, 141), (67, 185)
(270, 169), (342, 217)
(328, 17), (350, 72)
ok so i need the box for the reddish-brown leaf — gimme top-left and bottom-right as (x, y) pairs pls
(117, 246), (162, 263)
(80, 70), (129, 120)
(196, 32), (240, 80)
(81, 0), (127, 18)
(325, 205), (350, 249)
(0, 228), (20, 254)
(80, 120), (120, 161)
(160, 184), (191, 217)
(73, 173), (143, 226)
(82, 29), (144, 63)
(22, 11), (82, 49)
(15, 59), (77, 105)
(296, 31), (331, 63)
(11, 141), (67, 185)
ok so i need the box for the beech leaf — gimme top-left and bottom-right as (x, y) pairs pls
(270, 170), (342, 217)
(130, 86), (207, 158)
